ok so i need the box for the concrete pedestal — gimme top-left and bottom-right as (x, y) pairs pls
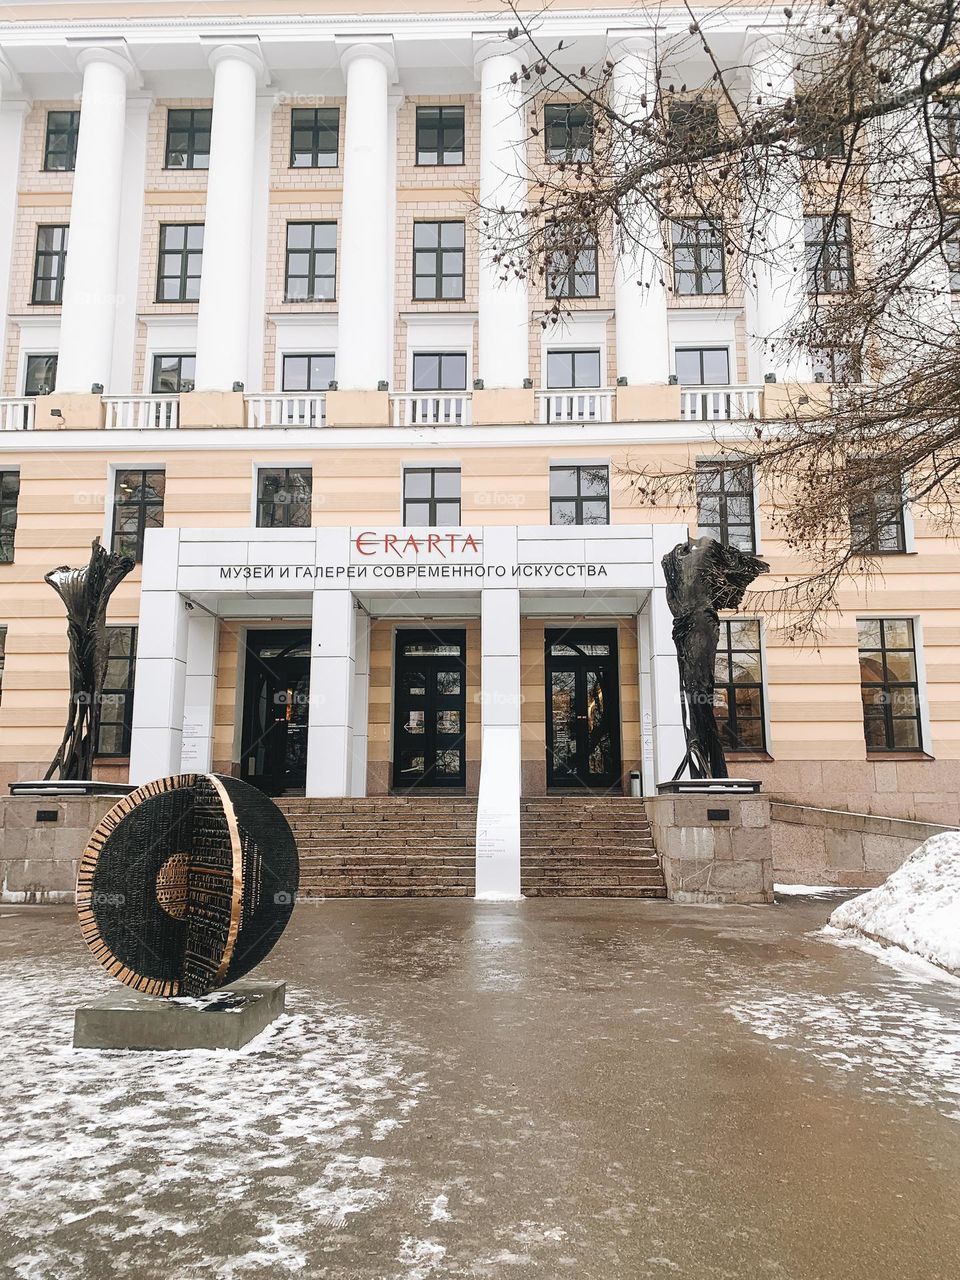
(645, 793), (774, 904)
(73, 981), (285, 1050)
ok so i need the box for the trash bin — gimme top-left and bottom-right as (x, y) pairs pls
(629, 770), (642, 798)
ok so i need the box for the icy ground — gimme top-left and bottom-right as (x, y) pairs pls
(828, 831), (960, 975)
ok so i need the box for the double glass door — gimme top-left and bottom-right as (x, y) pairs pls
(546, 628), (622, 789)
(393, 629), (466, 788)
(240, 630), (311, 795)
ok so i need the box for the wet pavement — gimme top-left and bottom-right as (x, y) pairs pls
(0, 895), (958, 1279)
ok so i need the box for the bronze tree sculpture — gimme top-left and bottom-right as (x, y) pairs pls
(661, 536), (769, 780)
(44, 538), (135, 781)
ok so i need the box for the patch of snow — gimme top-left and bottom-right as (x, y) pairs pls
(823, 926), (960, 988)
(774, 883), (849, 897)
(396, 1237), (446, 1279)
(828, 831), (960, 975)
(428, 1194), (450, 1222)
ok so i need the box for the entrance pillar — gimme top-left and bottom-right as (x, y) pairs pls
(306, 589), (357, 797)
(640, 528), (687, 785)
(350, 609), (370, 796)
(128, 588), (189, 784)
(476, 578), (522, 899)
(180, 610), (219, 773)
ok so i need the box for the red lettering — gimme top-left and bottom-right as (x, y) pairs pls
(384, 533), (399, 556)
(355, 531), (377, 557)
(426, 533), (443, 557)
(462, 533), (480, 554)
(402, 533), (421, 554)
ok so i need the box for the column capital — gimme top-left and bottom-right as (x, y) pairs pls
(472, 33), (527, 77)
(606, 29), (659, 62)
(204, 40), (269, 84)
(0, 49), (24, 96)
(72, 40), (143, 88)
(337, 38), (398, 83)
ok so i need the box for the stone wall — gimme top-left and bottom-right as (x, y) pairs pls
(644, 794), (774, 904)
(0, 795), (116, 903)
(771, 802), (958, 888)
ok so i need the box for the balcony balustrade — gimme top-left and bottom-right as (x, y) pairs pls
(244, 393), (327, 429)
(679, 385), (761, 421)
(104, 396), (180, 430)
(0, 398), (35, 431)
(536, 389), (616, 424)
(390, 393), (472, 426)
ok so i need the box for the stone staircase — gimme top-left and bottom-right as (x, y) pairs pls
(521, 795), (666, 898)
(277, 796), (478, 897)
(277, 793), (666, 899)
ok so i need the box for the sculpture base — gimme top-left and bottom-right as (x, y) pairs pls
(657, 778), (762, 795)
(73, 981), (286, 1051)
(9, 779), (134, 797)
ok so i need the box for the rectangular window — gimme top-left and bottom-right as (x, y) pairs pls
(546, 349), (601, 388)
(810, 345), (861, 383)
(850, 479), (906, 553)
(0, 471), (20, 563)
(413, 221), (465, 300)
(96, 626), (138, 757)
(935, 99), (960, 159)
(24, 354), (57, 397)
(944, 234), (960, 292)
(151, 353), (195, 395)
(796, 97), (846, 158)
(675, 348), (730, 385)
(156, 224), (203, 303)
(804, 214), (854, 294)
(669, 99), (720, 150)
(32, 225), (68, 304)
(285, 222), (337, 302)
(696, 461), (756, 552)
(546, 226), (598, 298)
(111, 469), (165, 563)
(256, 467), (313, 529)
(0, 625), (6, 705)
(858, 618), (923, 751)
(412, 352), (467, 391)
(289, 107), (339, 168)
(550, 465), (609, 526)
(282, 353), (335, 392)
(43, 110), (80, 172)
(544, 103), (593, 162)
(715, 619), (766, 751)
(672, 219), (725, 296)
(416, 105), (465, 166)
(403, 467), (461, 526)
(164, 108), (211, 170)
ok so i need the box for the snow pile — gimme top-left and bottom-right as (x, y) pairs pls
(829, 831), (960, 976)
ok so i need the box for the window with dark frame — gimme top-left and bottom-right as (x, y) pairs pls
(810, 345), (861, 383)
(804, 214), (854, 294)
(934, 98), (960, 159)
(43, 110), (80, 172)
(284, 222), (337, 301)
(111, 469), (165, 563)
(796, 97), (846, 159)
(944, 233), (960, 292)
(164, 108), (211, 170)
(23, 354), (57, 397)
(850, 479), (907, 553)
(546, 349), (602, 388)
(672, 219), (726, 295)
(95, 626), (138, 758)
(669, 99), (720, 150)
(675, 348), (730, 385)
(0, 471), (20, 563)
(411, 352), (467, 391)
(156, 224), (203, 303)
(282, 353), (335, 392)
(151, 353), (195, 395)
(403, 467), (461, 526)
(32, 225), (68, 304)
(413, 221), (465, 300)
(549, 465), (609, 526)
(256, 467), (313, 529)
(416, 105), (465, 165)
(0, 625), (6, 705)
(289, 107), (340, 168)
(715, 619), (767, 751)
(858, 617), (924, 751)
(696, 461), (757, 552)
(546, 226), (598, 298)
(544, 103), (593, 162)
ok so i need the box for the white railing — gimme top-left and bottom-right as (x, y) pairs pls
(245, 394), (326, 428)
(680, 385), (761, 421)
(391, 393), (472, 426)
(0, 398), (36, 431)
(104, 395), (180, 430)
(537, 389), (615, 423)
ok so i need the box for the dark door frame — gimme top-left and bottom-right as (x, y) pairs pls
(240, 627), (311, 796)
(544, 625), (623, 790)
(392, 626), (467, 790)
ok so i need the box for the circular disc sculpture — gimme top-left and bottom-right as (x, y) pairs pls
(77, 774), (299, 997)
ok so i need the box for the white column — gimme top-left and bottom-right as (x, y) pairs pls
(743, 35), (812, 383)
(610, 36), (670, 384)
(336, 43), (396, 389)
(110, 95), (150, 394)
(180, 611), (219, 773)
(643, 526), (688, 786)
(0, 66), (27, 393)
(56, 50), (132, 393)
(306, 588), (357, 797)
(475, 43), (529, 388)
(350, 609), (370, 796)
(194, 45), (262, 391)
(476, 574), (522, 899)
(128, 569), (189, 787)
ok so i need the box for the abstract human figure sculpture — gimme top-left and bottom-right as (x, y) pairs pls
(661, 536), (769, 780)
(44, 538), (135, 780)
(77, 773), (299, 997)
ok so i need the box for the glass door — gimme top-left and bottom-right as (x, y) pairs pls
(392, 629), (466, 788)
(240, 630), (311, 795)
(545, 628), (622, 789)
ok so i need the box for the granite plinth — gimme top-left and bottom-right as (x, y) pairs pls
(73, 981), (286, 1050)
(657, 778), (762, 795)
